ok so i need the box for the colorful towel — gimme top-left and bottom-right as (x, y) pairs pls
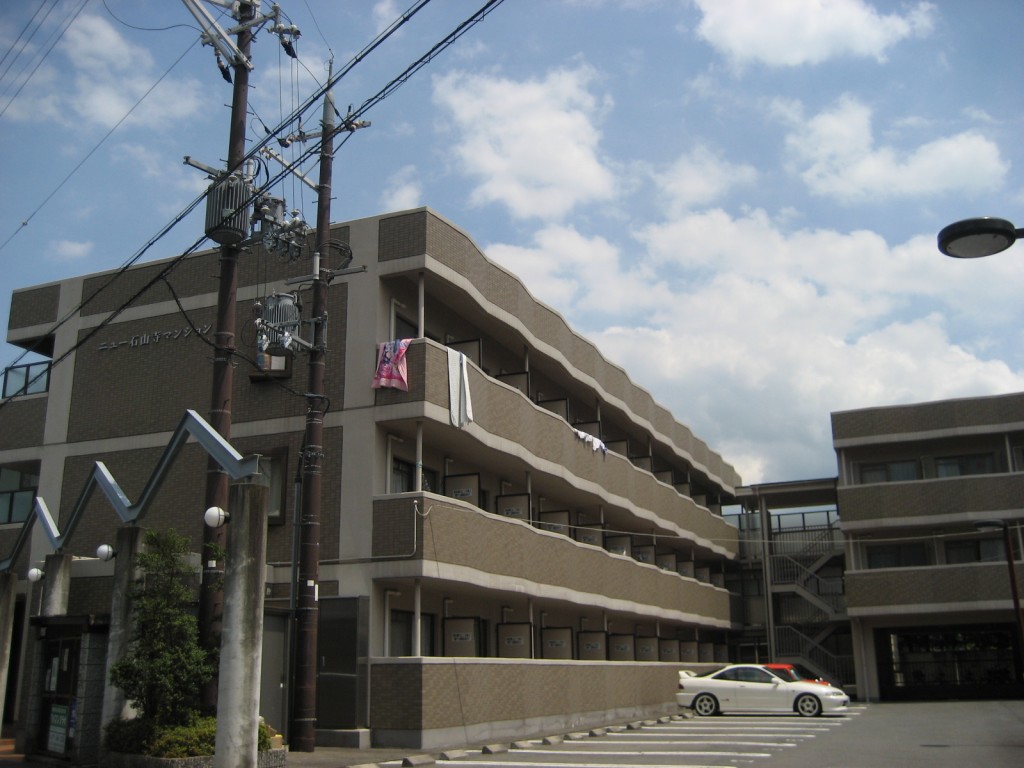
(373, 339), (412, 391)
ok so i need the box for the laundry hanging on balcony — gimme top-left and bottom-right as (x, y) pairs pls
(572, 427), (607, 455)
(447, 348), (474, 428)
(372, 338), (412, 391)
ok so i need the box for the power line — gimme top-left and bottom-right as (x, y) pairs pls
(0, 0), (87, 119)
(0, 34), (201, 255)
(2, 0), (507, 407)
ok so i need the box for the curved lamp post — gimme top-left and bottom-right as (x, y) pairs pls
(937, 217), (1024, 259)
(975, 520), (1024, 684)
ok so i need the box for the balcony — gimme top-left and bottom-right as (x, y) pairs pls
(373, 339), (738, 558)
(845, 562), (1021, 614)
(372, 493), (733, 627)
(838, 473), (1024, 528)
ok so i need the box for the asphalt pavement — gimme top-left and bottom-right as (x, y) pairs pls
(2, 700), (1022, 767)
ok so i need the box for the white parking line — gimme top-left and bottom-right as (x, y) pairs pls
(438, 761), (762, 768)
(574, 739), (797, 748)
(487, 753), (770, 765)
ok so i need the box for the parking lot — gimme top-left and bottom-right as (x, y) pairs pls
(342, 699), (1023, 768)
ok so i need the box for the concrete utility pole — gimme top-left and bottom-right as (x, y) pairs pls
(290, 64), (336, 754)
(191, 0), (254, 711)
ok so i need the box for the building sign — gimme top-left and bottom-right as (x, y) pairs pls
(47, 704), (68, 753)
(98, 324), (212, 352)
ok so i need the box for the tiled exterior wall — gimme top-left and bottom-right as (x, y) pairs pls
(370, 658), (678, 734)
(372, 497), (731, 623)
(8, 284), (60, 330)
(833, 392), (1024, 442)
(67, 286), (348, 443)
(845, 563), (1020, 610)
(837, 474), (1024, 524)
(77, 229), (350, 316)
(0, 396), (46, 449)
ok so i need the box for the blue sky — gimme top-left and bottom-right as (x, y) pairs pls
(2, 0), (1023, 485)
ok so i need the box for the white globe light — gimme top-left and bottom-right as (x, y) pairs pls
(96, 544), (116, 561)
(204, 506), (229, 528)
(27, 568), (44, 583)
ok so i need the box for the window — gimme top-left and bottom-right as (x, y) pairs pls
(866, 542), (929, 569)
(859, 460), (919, 484)
(2, 361), (50, 398)
(0, 467), (37, 525)
(935, 453), (995, 478)
(258, 453), (288, 522)
(389, 610), (435, 656)
(391, 458), (437, 493)
(945, 538), (1004, 564)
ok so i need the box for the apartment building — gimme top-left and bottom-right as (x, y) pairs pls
(0, 208), (742, 760)
(833, 393), (1024, 701)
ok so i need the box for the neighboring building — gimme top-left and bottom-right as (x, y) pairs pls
(833, 393), (1024, 701)
(0, 208), (742, 761)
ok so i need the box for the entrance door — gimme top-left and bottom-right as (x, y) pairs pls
(39, 635), (80, 757)
(260, 612), (289, 735)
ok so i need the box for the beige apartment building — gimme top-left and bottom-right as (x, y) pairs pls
(833, 393), (1024, 701)
(0, 208), (742, 762)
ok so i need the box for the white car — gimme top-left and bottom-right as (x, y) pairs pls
(677, 664), (849, 717)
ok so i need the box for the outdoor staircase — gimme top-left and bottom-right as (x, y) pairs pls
(769, 525), (853, 686)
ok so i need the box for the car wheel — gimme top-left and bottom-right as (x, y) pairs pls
(795, 693), (821, 717)
(692, 693), (719, 716)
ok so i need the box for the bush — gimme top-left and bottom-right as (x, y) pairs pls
(147, 717), (217, 758)
(104, 717), (158, 756)
(105, 716), (273, 757)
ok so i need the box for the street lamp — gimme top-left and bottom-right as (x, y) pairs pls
(937, 217), (1024, 258)
(975, 519), (1024, 684)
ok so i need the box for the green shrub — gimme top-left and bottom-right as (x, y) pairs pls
(105, 716), (274, 757)
(103, 717), (158, 755)
(147, 717), (217, 758)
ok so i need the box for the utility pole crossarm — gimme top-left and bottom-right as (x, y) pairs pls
(180, 0), (253, 69)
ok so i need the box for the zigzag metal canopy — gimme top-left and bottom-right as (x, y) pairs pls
(0, 409), (262, 573)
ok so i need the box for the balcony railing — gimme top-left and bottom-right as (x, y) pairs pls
(375, 340), (738, 557)
(838, 473), (1024, 524)
(372, 493), (733, 626)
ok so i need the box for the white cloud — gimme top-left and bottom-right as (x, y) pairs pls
(432, 66), (616, 221)
(781, 96), (1006, 203)
(373, 1), (400, 30)
(49, 239), (93, 261)
(381, 165), (422, 211)
(53, 14), (205, 130)
(562, 207), (1024, 482)
(694, 0), (936, 67)
(653, 145), (756, 214)
(486, 225), (673, 318)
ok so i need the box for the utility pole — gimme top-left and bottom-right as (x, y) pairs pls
(290, 62), (333, 754)
(199, 0), (253, 712)
(181, 0), (301, 711)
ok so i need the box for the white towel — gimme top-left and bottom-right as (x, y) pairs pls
(447, 349), (474, 427)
